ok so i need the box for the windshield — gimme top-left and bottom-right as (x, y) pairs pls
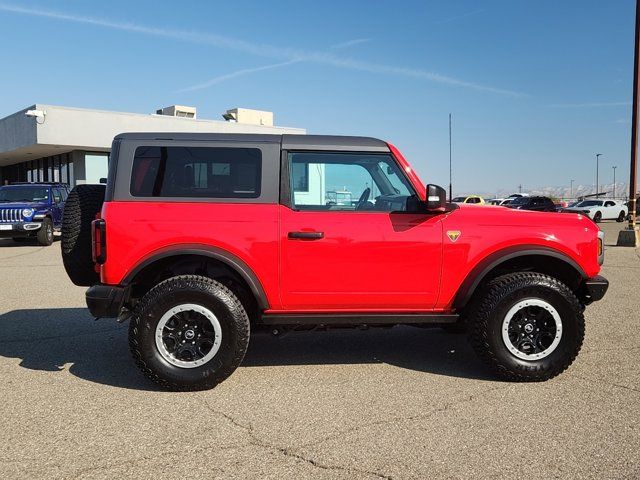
(0, 186), (50, 203)
(509, 196), (530, 205)
(451, 197), (466, 202)
(576, 200), (602, 207)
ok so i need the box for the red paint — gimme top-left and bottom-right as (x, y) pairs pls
(99, 147), (602, 313)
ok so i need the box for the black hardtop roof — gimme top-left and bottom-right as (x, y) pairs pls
(113, 133), (389, 152)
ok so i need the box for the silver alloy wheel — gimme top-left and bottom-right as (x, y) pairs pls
(501, 299), (563, 360)
(155, 303), (222, 369)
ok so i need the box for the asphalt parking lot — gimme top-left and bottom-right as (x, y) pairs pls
(0, 221), (638, 479)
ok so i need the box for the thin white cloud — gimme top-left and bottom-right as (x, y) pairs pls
(437, 9), (486, 25)
(178, 60), (300, 92)
(0, 3), (525, 97)
(330, 38), (371, 50)
(548, 101), (631, 108)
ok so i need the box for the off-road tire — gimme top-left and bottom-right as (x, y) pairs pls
(593, 211), (602, 223)
(128, 275), (250, 391)
(37, 218), (54, 246)
(468, 272), (584, 382)
(617, 211), (626, 222)
(61, 184), (105, 286)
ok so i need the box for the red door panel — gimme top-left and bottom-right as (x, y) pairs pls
(279, 205), (443, 311)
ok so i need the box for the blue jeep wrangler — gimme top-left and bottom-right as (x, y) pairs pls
(0, 182), (69, 246)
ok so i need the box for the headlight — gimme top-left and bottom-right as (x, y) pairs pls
(22, 208), (34, 219)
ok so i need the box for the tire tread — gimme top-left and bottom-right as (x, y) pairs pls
(468, 272), (585, 382)
(128, 275), (250, 391)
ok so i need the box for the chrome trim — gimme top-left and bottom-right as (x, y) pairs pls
(23, 223), (41, 231)
(0, 208), (22, 223)
(597, 230), (605, 265)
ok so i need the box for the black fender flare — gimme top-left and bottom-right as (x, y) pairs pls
(122, 244), (270, 309)
(453, 246), (587, 309)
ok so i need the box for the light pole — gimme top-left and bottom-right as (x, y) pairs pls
(617, 0), (639, 246)
(595, 153), (602, 196)
(570, 179), (575, 199)
(613, 166), (617, 199)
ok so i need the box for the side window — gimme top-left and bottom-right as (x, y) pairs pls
(604, 201), (615, 207)
(130, 146), (261, 198)
(288, 152), (415, 212)
(52, 188), (62, 204)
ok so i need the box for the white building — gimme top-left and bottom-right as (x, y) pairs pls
(0, 104), (305, 185)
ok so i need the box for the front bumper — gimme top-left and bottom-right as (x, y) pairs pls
(579, 275), (609, 305)
(86, 284), (127, 318)
(0, 222), (42, 237)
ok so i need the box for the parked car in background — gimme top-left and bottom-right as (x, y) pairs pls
(563, 199), (628, 223)
(488, 198), (513, 206)
(505, 196), (557, 212)
(0, 182), (69, 245)
(451, 195), (485, 205)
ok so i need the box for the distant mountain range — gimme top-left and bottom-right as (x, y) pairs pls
(461, 182), (631, 201)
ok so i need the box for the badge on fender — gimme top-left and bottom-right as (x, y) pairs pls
(447, 230), (461, 242)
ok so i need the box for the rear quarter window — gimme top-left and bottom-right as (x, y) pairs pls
(130, 146), (261, 198)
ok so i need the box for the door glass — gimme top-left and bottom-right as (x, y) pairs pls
(289, 152), (415, 212)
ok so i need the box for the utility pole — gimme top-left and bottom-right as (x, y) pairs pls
(570, 179), (575, 199)
(449, 113), (452, 202)
(595, 153), (602, 196)
(618, 0), (640, 246)
(613, 166), (617, 199)
(518, 184), (522, 194)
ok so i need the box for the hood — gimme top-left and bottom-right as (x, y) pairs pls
(0, 201), (48, 211)
(453, 203), (589, 225)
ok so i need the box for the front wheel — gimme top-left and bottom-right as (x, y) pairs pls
(36, 218), (54, 246)
(468, 272), (584, 381)
(129, 275), (250, 391)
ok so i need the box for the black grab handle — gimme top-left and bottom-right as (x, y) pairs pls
(287, 231), (324, 240)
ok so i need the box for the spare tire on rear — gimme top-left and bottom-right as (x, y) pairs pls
(61, 184), (106, 286)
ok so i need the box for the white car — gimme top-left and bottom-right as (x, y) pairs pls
(488, 198), (513, 206)
(564, 199), (628, 223)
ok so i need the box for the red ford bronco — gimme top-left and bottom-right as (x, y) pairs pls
(61, 133), (608, 390)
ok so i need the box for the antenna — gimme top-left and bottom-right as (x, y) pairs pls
(449, 113), (452, 202)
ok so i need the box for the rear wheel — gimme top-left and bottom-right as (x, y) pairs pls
(617, 211), (626, 222)
(593, 211), (602, 223)
(468, 272), (584, 381)
(36, 218), (54, 246)
(128, 275), (250, 391)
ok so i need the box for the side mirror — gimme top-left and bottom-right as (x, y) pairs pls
(99, 178), (107, 184)
(426, 184), (447, 212)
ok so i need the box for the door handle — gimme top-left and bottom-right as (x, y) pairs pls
(288, 231), (324, 240)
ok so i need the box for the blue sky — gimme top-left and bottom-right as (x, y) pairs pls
(0, 0), (635, 194)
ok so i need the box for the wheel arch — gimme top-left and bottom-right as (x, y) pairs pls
(453, 246), (587, 310)
(122, 245), (269, 310)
